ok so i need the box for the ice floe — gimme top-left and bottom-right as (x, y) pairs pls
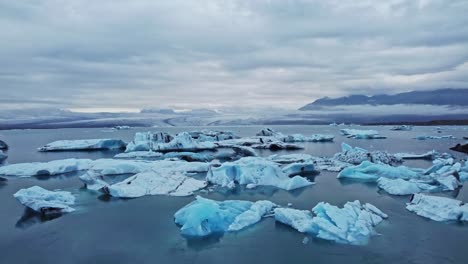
(333, 143), (400, 165)
(0, 159), (92, 177)
(255, 128), (334, 142)
(14, 186), (75, 214)
(274, 201), (387, 245)
(151, 132), (217, 152)
(282, 162), (316, 176)
(394, 150), (440, 160)
(406, 194), (468, 222)
(104, 170), (207, 198)
(415, 135), (456, 140)
(174, 196), (276, 237)
(340, 129), (386, 139)
(268, 153), (350, 172)
(125, 131), (173, 152)
(337, 161), (420, 181)
(188, 130), (238, 141)
(217, 137), (303, 150)
(390, 125), (412, 131)
(38, 139), (126, 151)
(206, 157), (313, 191)
(114, 151), (164, 159)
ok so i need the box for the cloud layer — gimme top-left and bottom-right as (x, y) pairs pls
(1, 0), (468, 111)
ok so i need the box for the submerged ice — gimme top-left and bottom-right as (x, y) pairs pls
(14, 186), (75, 214)
(0, 159), (92, 177)
(406, 194), (468, 222)
(38, 139), (126, 151)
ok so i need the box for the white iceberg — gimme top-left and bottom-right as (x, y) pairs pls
(114, 151), (163, 159)
(269, 154), (349, 172)
(268, 154), (313, 164)
(125, 131), (173, 152)
(38, 139), (126, 151)
(340, 129), (386, 139)
(0, 159), (92, 177)
(152, 132), (217, 152)
(406, 194), (468, 222)
(310, 201), (386, 245)
(274, 201), (387, 245)
(337, 161), (420, 181)
(415, 135), (456, 140)
(377, 178), (437, 195)
(105, 170), (207, 198)
(274, 208), (315, 233)
(174, 196), (276, 237)
(218, 137), (303, 150)
(206, 157), (313, 191)
(188, 130), (238, 142)
(14, 186), (75, 214)
(394, 150), (439, 160)
(256, 128), (333, 142)
(334, 143), (400, 166)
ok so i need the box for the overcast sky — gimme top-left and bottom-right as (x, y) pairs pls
(1, 0), (468, 112)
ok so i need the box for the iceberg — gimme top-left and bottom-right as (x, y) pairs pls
(206, 157), (313, 191)
(282, 162), (316, 176)
(268, 154), (313, 164)
(415, 135), (456, 140)
(125, 131), (173, 152)
(188, 130), (238, 141)
(394, 150), (439, 160)
(0, 139), (8, 150)
(38, 139), (126, 151)
(0, 159), (92, 177)
(151, 132), (217, 152)
(13, 186), (75, 214)
(114, 151), (163, 159)
(269, 154), (350, 172)
(217, 137), (303, 150)
(333, 143), (400, 165)
(274, 201), (387, 245)
(105, 170), (207, 198)
(174, 196), (276, 237)
(340, 129), (386, 139)
(377, 178), (437, 195)
(337, 161), (420, 181)
(255, 128), (333, 142)
(406, 194), (468, 222)
(274, 208), (315, 233)
(112, 125), (131, 130)
(390, 125), (412, 131)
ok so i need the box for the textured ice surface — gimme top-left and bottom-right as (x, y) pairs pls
(340, 129), (386, 139)
(337, 161), (419, 181)
(125, 131), (173, 152)
(333, 143), (400, 165)
(282, 162), (316, 176)
(390, 125), (412, 131)
(152, 132), (217, 152)
(377, 178), (437, 195)
(256, 128), (334, 142)
(14, 186), (75, 214)
(206, 157), (312, 190)
(274, 208), (315, 233)
(114, 151), (163, 159)
(38, 139), (126, 151)
(174, 196), (276, 237)
(0, 159), (92, 177)
(415, 135), (456, 140)
(406, 194), (468, 222)
(106, 170), (207, 198)
(394, 150), (439, 160)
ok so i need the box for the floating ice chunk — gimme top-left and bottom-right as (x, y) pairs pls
(340, 129), (386, 139)
(282, 162), (316, 176)
(394, 150), (439, 160)
(152, 132), (217, 152)
(112, 125), (131, 130)
(125, 131), (173, 152)
(87, 159), (154, 175)
(38, 139), (126, 151)
(217, 137), (303, 150)
(334, 143), (400, 165)
(0, 158), (92, 177)
(311, 201), (385, 245)
(406, 194), (468, 222)
(14, 186), (75, 214)
(377, 178), (437, 195)
(274, 208), (315, 233)
(338, 161), (420, 181)
(390, 125), (412, 131)
(255, 128), (333, 142)
(0, 139), (8, 150)
(363, 203), (388, 219)
(256, 128), (282, 137)
(105, 171), (207, 198)
(114, 151), (163, 159)
(228, 200), (276, 231)
(188, 130), (238, 141)
(415, 135), (456, 140)
(174, 196), (275, 237)
(268, 154), (313, 164)
(206, 157), (312, 191)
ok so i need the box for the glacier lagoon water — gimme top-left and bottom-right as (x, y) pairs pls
(0, 125), (467, 264)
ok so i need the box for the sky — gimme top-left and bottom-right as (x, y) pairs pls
(1, 0), (468, 112)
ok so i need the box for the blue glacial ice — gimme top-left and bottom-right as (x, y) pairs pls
(14, 186), (75, 214)
(0, 158), (92, 177)
(337, 161), (420, 181)
(38, 139), (126, 151)
(333, 143), (400, 165)
(174, 196), (276, 237)
(206, 157), (313, 190)
(406, 194), (468, 222)
(281, 162), (316, 176)
(125, 131), (173, 152)
(274, 201), (387, 245)
(340, 129), (386, 139)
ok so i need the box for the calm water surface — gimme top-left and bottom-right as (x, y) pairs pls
(0, 125), (467, 264)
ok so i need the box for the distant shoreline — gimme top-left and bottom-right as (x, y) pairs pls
(365, 119), (468, 126)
